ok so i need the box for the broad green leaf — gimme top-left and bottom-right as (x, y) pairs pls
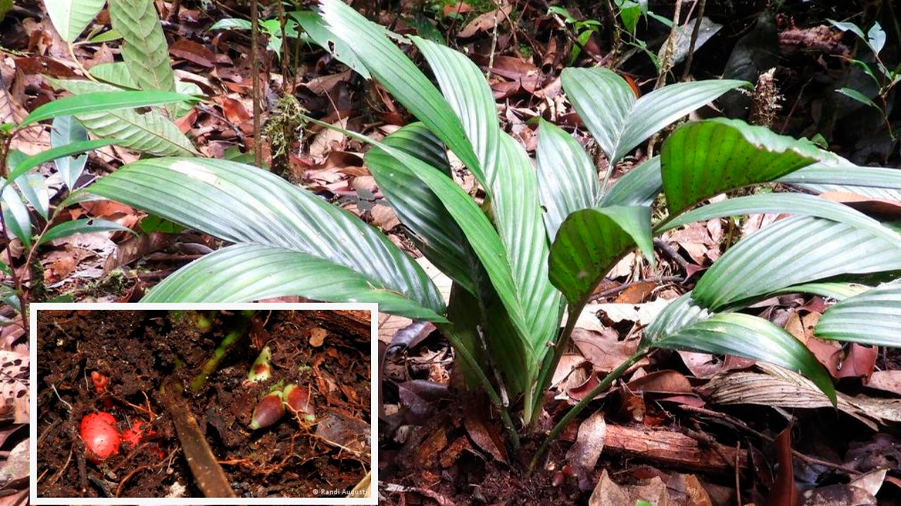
(89, 62), (139, 89)
(86, 157), (446, 318)
(870, 21), (888, 54)
(7, 139), (115, 182)
(39, 218), (133, 245)
(50, 80), (198, 156)
(694, 216), (901, 310)
(493, 134), (564, 365)
(20, 91), (195, 126)
(412, 36), (499, 183)
(769, 282), (870, 301)
(1, 185), (31, 248)
(651, 313), (836, 404)
(816, 281), (900, 347)
(641, 292), (710, 344)
(144, 244), (445, 320)
(837, 87), (880, 110)
(549, 205), (654, 305)
(780, 162), (901, 201)
(365, 123), (480, 294)
(600, 156), (662, 207)
(661, 119), (826, 215)
(413, 36), (563, 368)
(317, 0), (485, 186)
(87, 63), (200, 117)
(209, 18), (252, 30)
(561, 67), (746, 165)
(658, 193), (901, 248)
(536, 119), (599, 240)
(0, 285), (19, 312)
(51, 116), (90, 190)
(291, 10), (370, 79)
(108, 0), (177, 93)
(45, 0), (106, 42)
(380, 143), (533, 359)
(88, 28), (122, 43)
(320, 117), (538, 360)
(15, 174), (49, 219)
(828, 19), (867, 44)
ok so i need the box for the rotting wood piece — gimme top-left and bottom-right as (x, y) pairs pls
(602, 424), (747, 473)
(307, 310), (372, 341)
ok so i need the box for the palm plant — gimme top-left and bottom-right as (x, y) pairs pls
(75, 0), (901, 459)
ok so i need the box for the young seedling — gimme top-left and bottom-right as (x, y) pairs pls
(80, 412), (119, 463)
(246, 346), (272, 384)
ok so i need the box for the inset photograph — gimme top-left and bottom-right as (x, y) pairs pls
(32, 304), (375, 504)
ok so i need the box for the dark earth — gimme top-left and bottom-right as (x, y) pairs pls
(36, 309), (371, 498)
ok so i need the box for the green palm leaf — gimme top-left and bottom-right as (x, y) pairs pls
(561, 67), (746, 165)
(816, 282), (901, 346)
(85, 158), (445, 319)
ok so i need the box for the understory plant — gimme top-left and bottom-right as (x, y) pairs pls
(1, 0), (203, 328)
(0, 91), (196, 327)
(34, 0), (901, 462)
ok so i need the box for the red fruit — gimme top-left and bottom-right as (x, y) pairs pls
(91, 371), (109, 394)
(80, 412), (120, 463)
(121, 420), (156, 448)
(283, 384), (315, 420)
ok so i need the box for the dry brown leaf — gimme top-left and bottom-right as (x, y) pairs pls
(170, 39), (216, 67)
(626, 370), (693, 395)
(310, 118), (348, 158)
(458, 5), (512, 38)
(866, 371), (901, 396)
(571, 328), (639, 373)
(0, 439), (28, 490)
(678, 351), (755, 378)
(0, 351), (27, 424)
(589, 470), (667, 506)
(378, 313), (413, 344)
(700, 363), (901, 430)
(565, 409), (606, 485)
(309, 327), (327, 347)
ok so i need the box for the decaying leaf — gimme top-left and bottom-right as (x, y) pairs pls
(700, 363), (901, 430)
(0, 350), (28, 424)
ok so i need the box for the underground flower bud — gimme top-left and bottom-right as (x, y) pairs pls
(80, 412), (120, 463)
(247, 346), (272, 383)
(90, 371), (109, 394)
(250, 391), (284, 430)
(283, 384), (315, 421)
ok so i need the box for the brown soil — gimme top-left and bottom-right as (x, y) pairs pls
(36, 309), (371, 499)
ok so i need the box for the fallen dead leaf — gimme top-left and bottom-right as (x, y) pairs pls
(0, 350), (28, 424)
(169, 39), (216, 67)
(700, 363), (901, 430)
(626, 370), (693, 395)
(309, 327), (327, 347)
(458, 5), (512, 38)
(678, 351), (755, 378)
(589, 470), (667, 506)
(866, 370), (901, 396)
(571, 328), (639, 373)
(767, 427), (799, 506)
(565, 409), (606, 489)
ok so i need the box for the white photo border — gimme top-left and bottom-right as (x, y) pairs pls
(30, 302), (379, 506)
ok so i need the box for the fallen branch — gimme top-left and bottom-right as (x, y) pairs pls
(602, 423), (747, 473)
